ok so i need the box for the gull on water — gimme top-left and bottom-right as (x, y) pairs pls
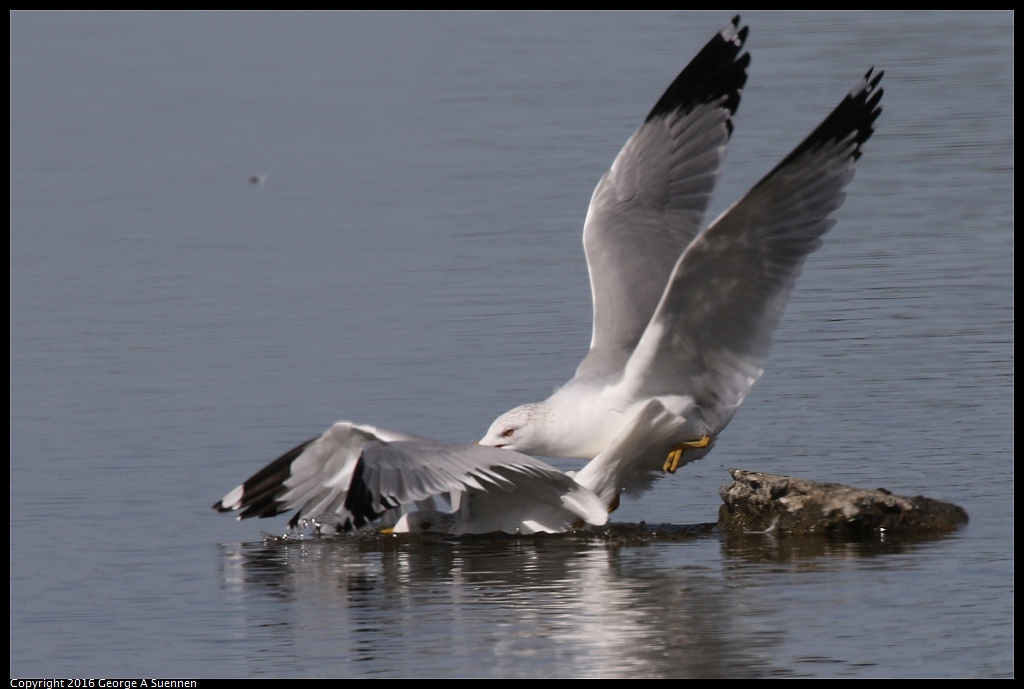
(215, 17), (882, 535)
(214, 421), (611, 535)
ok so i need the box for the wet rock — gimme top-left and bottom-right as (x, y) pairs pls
(718, 470), (968, 535)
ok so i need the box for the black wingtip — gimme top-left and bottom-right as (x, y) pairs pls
(761, 67), (884, 178)
(213, 435), (320, 521)
(644, 16), (750, 127)
(339, 456), (396, 532)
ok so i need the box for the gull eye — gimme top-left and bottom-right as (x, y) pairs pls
(502, 428), (515, 438)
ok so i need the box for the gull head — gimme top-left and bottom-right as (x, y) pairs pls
(479, 402), (551, 454)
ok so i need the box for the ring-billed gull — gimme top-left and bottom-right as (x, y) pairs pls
(481, 18), (883, 494)
(214, 421), (614, 534)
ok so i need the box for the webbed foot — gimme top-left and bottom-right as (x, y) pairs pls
(663, 436), (711, 474)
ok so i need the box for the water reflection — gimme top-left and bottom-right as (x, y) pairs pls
(217, 524), (962, 677)
(720, 528), (961, 564)
(219, 533), (761, 676)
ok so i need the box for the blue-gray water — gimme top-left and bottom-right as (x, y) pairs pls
(10, 11), (1013, 678)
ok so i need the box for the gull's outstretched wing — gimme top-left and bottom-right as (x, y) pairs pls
(213, 421), (420, 529)
(214, 421), (607, 533)
(576, 16), (750, 381)
(351, 440), (607, 532)
(623, 69), (884, 430)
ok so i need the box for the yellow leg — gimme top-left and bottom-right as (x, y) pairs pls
(663, 436), (712, 474)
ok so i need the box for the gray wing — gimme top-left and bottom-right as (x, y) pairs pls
(213, 421), (422, 529)
(350, 440), (607, 531)
(214, 421), (607, 532)
(623, 69), (884, 430)
(576, 17), (749, 381)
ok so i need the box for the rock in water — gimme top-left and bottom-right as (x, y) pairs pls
(718, 470), (968, 534)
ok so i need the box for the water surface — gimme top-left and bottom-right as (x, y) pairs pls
(10, 11), (1013, 677)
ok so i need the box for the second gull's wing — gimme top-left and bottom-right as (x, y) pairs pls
(576, 16), (749, 381)
(622, 69), (884, 431)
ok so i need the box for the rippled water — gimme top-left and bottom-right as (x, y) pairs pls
(10, 11), (1013, 677)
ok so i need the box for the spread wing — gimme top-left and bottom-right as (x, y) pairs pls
(214, 421), (607, 533)
(351, 440), (607, 531)
(576, 16), (750, 381)
(213, 421), (419, 529)
(623, 69), (884, 431)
